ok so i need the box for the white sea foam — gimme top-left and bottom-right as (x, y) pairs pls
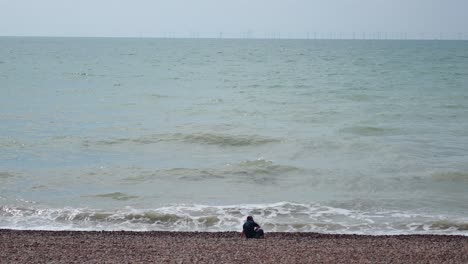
(1, 202), (467, 235)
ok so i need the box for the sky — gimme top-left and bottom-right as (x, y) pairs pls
(1, 0), (467, 39)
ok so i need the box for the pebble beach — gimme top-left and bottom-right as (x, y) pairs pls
(1, 229), (467, 263)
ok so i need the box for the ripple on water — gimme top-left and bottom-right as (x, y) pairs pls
(88, 192), (139, 201)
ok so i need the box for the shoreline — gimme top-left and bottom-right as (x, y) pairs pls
(1, 229), (467, 263)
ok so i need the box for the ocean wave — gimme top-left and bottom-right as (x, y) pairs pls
(429, 220), (468, 231)
(1, 202), (467, 235)
(0, 137), (29, 148)
(123, 159), (301, 184)
(181, 133), (279, 146)
(340, 126), (402, 136)
(85, 133), (281, 147)
(268, 84), (284, 89)
(88, 192), (139, 201)
(432, 172), (468, 183)
(227, 159), (300, 179)
(63, 72), (106, 77)
(146, 93), (169, 99)
(441, 104), (468, 109)
(0, 172), (16, 179)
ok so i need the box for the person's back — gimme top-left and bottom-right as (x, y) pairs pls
(242, 216), (264, 239)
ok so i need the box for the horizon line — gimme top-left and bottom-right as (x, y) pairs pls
(1, 35), (467, 41)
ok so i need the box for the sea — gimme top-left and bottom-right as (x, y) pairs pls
(1, 37), (467, 235)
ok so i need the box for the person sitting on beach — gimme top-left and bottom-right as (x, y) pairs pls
(242, 216), (264, 239)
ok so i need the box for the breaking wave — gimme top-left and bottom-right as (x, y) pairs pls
(429, 220), (468, 231)
(1, 202), (467, 235)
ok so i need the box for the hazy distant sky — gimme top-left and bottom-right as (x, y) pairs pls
(1, 0), (467, 39)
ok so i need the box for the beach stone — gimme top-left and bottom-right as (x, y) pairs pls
(0, 230), (467, 263)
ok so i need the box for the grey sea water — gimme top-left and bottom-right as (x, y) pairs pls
(1, 37), (468, 234)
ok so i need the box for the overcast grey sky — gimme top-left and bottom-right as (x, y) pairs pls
(1, 0), (467, 39)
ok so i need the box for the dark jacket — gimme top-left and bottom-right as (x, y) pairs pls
(242, 220), (260, 238)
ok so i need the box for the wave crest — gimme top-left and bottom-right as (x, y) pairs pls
(1, 202), (467, 235)
(432, 172), (468, 183)
(123, 159), (301, 184)
(89, 192), (139, 201)
(430, 220), (468, 231)
(86, 133), (280, 147)
(340, 126), (401, 136)
(0, 172), (17, 179)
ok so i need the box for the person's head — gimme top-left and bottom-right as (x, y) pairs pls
(246, 216), (253, 221)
